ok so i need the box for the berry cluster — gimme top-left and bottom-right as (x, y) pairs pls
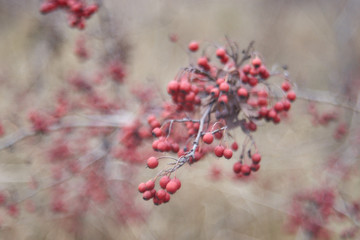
(139, 39), (296, 205)
(40, 0), (99, 29)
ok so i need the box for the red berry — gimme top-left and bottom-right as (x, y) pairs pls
(143, 191), (152, 200)
(241, 164), (251, 176)
(249, 68), (258, 76)
(257, 90), (268, 98)
(166, 180), (178, 194)
(171, 143), (180, 153)
(231, 142), (238, 151)
(216, 78), (225, 85)
(233, 162), (242, 174)
(188, 41), (199, 52)
(248, 77), (258, 86)
(281, 81), (291, 91)
(250, 164), (260, 172)
(219, 82), (230, 92)
(179, 81), (191, 93)
(258, 97), (268, 106)
(156, 189), (166, 200)
(214, 145), (224, 157)
(159, 176), (171, 189)
(210, 88), (220, 98)
(167, 80), (179, 93)
(163, 192), (171, 203)
(147, 157), (159, 169)
(223, 148), (233, 159)
(218, 95), (228, 104)
(203, 133), (214, 144)
(247, 121), (257, 131)
(152, 127), (162, 137)
(283, 100), (291, 111)
(251, 153), (261, 164)
(216, 48), (226, 58)
(237, 88), (248, 98)
(138, 183), (147, 193)
(259, 107), (268, 117)
(198, 57), (209, 68)
(242, 64), (251, 74)
(157, 141), (167, 152)
(252, 57), (262, 68)
(145, 180), (155, 190)
(274, 102), (284, 112)
(173, 178), (181, 189)
(268, 109), (277, 119)
(287, 91), (296, 101)
(153, 197), (162, 205)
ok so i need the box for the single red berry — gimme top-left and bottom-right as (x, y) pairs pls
(163, 192), (171, 203)
(218, 95), (228, 104)
(273, 115), (281, 124)
(259, 107), (268, 117)
(145, 180), (155, 190)
(220, 55), (229, 64)
(166, 180), (178, 194)
(283, 99), (291, 111)
(173, 178), (181, 189)
(216, 48), (226, 58)
(257, 90), (268, 98)
(274, 102), (284, 112)
(214, 145), (225, 157)
(143, 191), (153, 200)
(147, 115), (157, 124)
(179, 81), (191, 93)
(242, 64), (251, 74)
(251, 153), (261, 164)
(237, 88), (248, 98)
(250, 164), (260, 172)
(152, 127), (162, 137)
(233, 162), (242, 174)
(171, 143), (180, 153)
(241, 164), (251, 176)
(147, 157), (159, 169)
(248, 77), (258, 86)
(249, 68), (259, 77)
(210, 88), (220, 98)
(203, 133), (214, 144)
(223, 148), (233, 159)
(138, 183), (147, 193)
(258, 66), (270, 79)
(157, 141), (167, 152)
(268, 109), (277, 119)
(258, 97), (268, 106)
(281, 81), (291, 91)
(153, 197), (162, 205)
(216, 78), (225, 85)
(188, 41), (199, 52)
(159, 176), (171, 189)
(198, 57), (209, 68)
(247, 121), (257, 131)
(156, 189), (166, 200)
(219, 82), (230, 92)
(231, 142), (239, 151)
(214, 131), (223, 140)
(287, 91), (296, 101)
(167, 80), (179, 93)
(252, 57), (262, 68)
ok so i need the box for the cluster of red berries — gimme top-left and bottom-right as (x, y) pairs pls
(40, 0), (99, 29)
(139, 39), (296, 204)
(138, 176), (181, 205)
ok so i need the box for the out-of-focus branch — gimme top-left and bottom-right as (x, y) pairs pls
(0, 111), (134, 151)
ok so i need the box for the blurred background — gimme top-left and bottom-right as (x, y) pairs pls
(0, 0), (360, 239)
